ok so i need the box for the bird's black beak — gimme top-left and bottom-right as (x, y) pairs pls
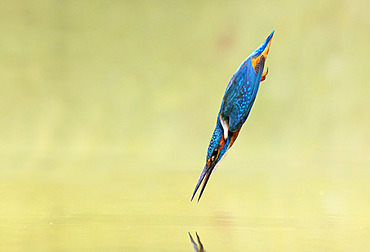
(191, 163), (215, 202)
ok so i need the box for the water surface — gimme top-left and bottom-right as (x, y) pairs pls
(1, 168), (369, 251)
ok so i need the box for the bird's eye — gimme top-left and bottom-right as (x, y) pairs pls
(210, 148), (218, 162)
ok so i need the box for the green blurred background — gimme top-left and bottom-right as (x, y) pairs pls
(0, 0), (369, 251)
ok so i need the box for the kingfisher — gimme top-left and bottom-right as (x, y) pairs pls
(191, 30), (275, 202)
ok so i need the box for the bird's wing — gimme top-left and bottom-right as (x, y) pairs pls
(220, 57), (265, 132)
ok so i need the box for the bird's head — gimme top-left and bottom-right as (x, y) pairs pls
(191, 119), (234, 202)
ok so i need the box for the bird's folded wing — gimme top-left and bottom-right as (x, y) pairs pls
(220, 58), (265, 132)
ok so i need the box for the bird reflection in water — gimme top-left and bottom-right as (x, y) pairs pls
(188, 232), (206, 252)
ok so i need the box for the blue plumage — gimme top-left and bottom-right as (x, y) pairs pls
(221, 57), (263, 132)
(191, 30), (275, 202)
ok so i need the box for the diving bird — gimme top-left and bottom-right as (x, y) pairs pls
(191, 30), (275, 202)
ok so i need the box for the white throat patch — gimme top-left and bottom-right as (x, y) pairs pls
(219, 115), (229, 140)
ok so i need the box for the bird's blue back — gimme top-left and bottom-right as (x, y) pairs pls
(219, 57), (265, 132)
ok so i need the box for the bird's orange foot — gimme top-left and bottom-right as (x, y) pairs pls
(261, 68), (268, 82)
